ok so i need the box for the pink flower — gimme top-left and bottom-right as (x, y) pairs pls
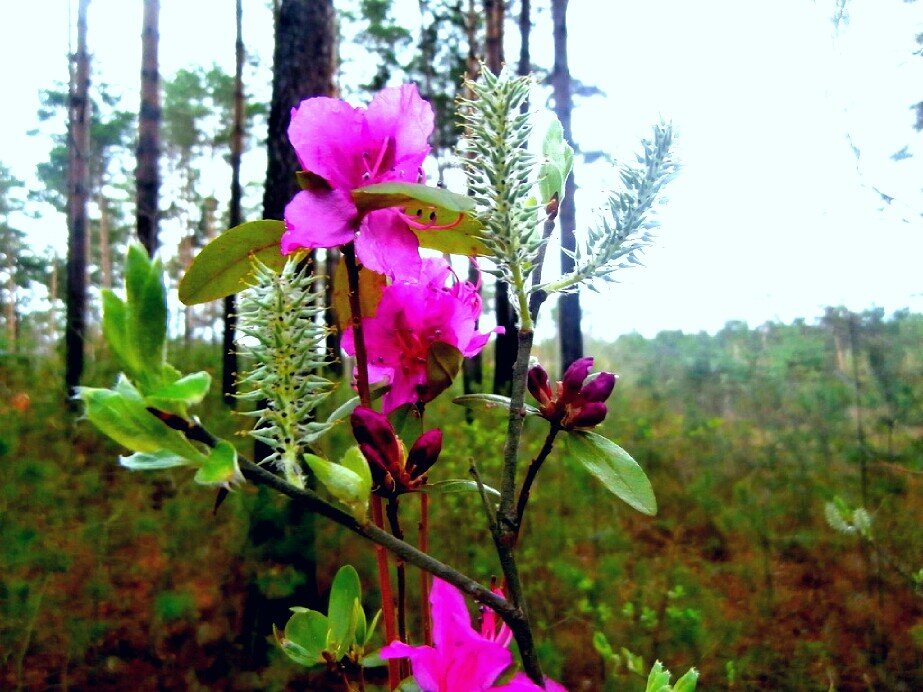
(380, 579), (566, 692)
(342, 258), (501, 413)
(282, 84), (436, 280)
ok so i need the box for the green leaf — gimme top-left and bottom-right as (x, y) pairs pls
(538, 117), (575, 205)
(673, 668), (700, 692)
(361, 651), (387, 668)
(389, 403), (423, 442)
(352, 182), (491, 257)
(124, 246), (168, 377)
(420, 342), (463, 404)
(421, 479), (500, 498)
(102, 246), (168, 387)
(77, 383), (207, 463)
(340, 446), (372, 507)
(328, 565), (362, 655)
(352, 182), (475, 214)
(119, 450), (192, 470)
(563, 431), (657, 515)
(354, 599), (367, 651)
(281, 609), (329, 667)
(146, 371), (211, 407)
(305, 454), (368, 518)
(646, 660), (672, 692)
(592, 630), (614, 658)
(452, 393), (540, 416)
(179, 220), (287, 305)
(327, 396), (360, 424)
(194, 441), (241, 486)
(364, 609), (382, 647)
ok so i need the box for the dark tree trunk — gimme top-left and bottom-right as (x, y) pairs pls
(241, 0), (337, 670)
(136, 0), (160, 257)
(518, 0), (530, 79)
(552, 0), (583, 370)
(485, 0), (520, 396)
(223, 0), (245, 406)
(65, 0), (91, 400)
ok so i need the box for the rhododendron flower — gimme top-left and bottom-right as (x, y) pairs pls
(350, 405), (442, 497)
(282, 84), (439, 280)
(380, 578), (566, 691)
(528, 357), (617, 430)
(342, 258), (502, 413)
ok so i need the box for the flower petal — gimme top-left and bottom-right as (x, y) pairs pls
(379, 642), (443, 691)
(365, 84), (434, 182)
(282, 188), (358, 254)
(561, 357), (594, 399)
(288, 97), (367, 189)
(581, 372), (617, 403)
(355, 209), (422, 281)
(430, 578), (478, 651)
(494, 672), (568, 691)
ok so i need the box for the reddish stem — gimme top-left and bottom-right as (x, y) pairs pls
(343, 242), (400, 690)
(419, 491), (432, 646)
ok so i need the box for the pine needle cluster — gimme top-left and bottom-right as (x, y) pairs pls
(236, 258), (334, 487)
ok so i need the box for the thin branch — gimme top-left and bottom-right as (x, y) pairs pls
(470, 459), (499, 535)
(513, 425), (560, 541)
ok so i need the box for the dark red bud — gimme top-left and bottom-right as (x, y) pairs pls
(568, 401), (608, 428)
(350, 406), (402, 472)
(581, 372), (617, 403)
(527, 364), (554, 406)
(561, 357), (594, 399)
(406, 429), (443, 479)
(358, 442), (391, 489)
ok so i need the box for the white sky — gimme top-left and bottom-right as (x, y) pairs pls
(1, 0), (921, 339)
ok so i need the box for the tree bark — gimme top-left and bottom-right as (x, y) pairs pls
(223, 0), (245, 406)
(98, 195), (111, 290)
(65, 0), (91, 400)
(551, 0), (583, 370)
(136, 0), (160, 257)
(484, 0), (520, 396)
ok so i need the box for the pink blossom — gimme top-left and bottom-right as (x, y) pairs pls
(282, 84), (435, 280)
(380, 579), (566, 692)
(342, 258), (501, 413)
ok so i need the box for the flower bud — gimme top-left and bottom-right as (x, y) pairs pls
(567, 401), (608, 428)
(527, 364), (554, 406)
(406, 429), (443, 480)
(561, 357), (594, 399)
(350, 406), (402, 477)
(581, 372), (617, 403)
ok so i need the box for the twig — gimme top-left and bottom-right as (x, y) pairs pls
(418, 492), (432, 646)
(513, 425), (560, 541)
(470, 459), (499, 535)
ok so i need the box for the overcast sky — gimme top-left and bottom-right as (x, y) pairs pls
(1, 0), (921, 339)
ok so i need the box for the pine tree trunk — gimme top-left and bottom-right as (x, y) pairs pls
(223, 0), (245, 406)
(241, 0), (337, 670)
(5, 271), (16, 351)
(136, 0), (160, 256)
(485, 0), (520, 396)
(98, 195), (111, 289)
(552, 0), (583, 370)
(65, 0), (91, 399)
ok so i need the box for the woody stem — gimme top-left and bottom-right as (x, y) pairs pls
(343, 242), (400, 690)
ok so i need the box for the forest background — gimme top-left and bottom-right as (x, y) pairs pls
(0, 0), (921, 689)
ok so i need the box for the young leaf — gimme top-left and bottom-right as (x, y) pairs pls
(305, 454), (369, 519)
(646, 660), (672, 692)
(193, 441), (241, 486)
(124, 246), (168, 377)
(340, 446), (372, 507)
(281, 608), (329, 667)
(327, 565), (362, 655)
(673, 668), (700, 692)
(178, 220), (287, 305)
(563, 430), (657, 515)
(146, 371), (211, 407)
(77, 385), (207, 463)
(538, 117), (574, 205)
(120, 450), (192, 470)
